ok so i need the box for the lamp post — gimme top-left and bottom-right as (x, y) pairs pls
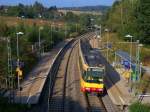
(90, 18), (94, 29)
(99, 25), (102, 48)
(100, 25), (102, 38)
(125, 34), (133, 69)
(58, 24), (62, 32)
(51, 24), (53, 47)
(51, 23), (56, 47)
(76, 23), (78, 33)
(39, 27), (43, 57)
(16, 32), (24, 89)
(136, 40), (143, 81)
(105, 28), (109, 61)
(125, 34), (133, 83)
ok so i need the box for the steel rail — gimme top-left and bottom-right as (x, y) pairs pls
(48, 32), (95, 112)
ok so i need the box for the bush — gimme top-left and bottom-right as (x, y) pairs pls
(129, 102), (150, 112)
(0, 97), (28, 112)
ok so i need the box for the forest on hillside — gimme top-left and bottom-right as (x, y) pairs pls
(103, 0), (150, 45)
(0, 1), (59, 19)
(60, 5), (110, 13)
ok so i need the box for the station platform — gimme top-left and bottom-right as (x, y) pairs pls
(5, 39), (72, 104)
(89, 38), (133, 106)
(99, 54), (133, 106)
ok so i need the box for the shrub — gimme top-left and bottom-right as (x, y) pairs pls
(129, 102), (150, 112)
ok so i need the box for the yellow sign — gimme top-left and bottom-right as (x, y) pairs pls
(18, 70), (23, 76)
(16, 67), (23, 76)
(16, 67), (20, 72)
(123, 70), (131, 79)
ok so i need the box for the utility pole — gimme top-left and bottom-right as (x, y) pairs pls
(39, 27), (43, 57)
(76, 24), (78, 33)
(7, 37), (14, 103)
(117, 0), (124, 31)
(125, 34), (133, 81)
(65, 24), (67, 39)
(51, 24), (53, 48)
(16, 32), (24, 103)
(100, 25), (102, 38)
(105, 28), (109, 61)
(39, 28), (41, 56)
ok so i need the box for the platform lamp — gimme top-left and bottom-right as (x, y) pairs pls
(16, 32), (24, 89)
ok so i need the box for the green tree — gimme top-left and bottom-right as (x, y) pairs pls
(136, 0), (150, 44)
(64, 12), (79, 23)
(27, 26), (38, 43)
(104, 0), (150, 44)
(129, 102), (150, 112)
(0, 20), (9, 36)
(79, 14), (91, 27)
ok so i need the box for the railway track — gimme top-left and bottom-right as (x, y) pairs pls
(80, 37), (121, 112)
(48, 42), (73, 111)
(101, 93), (121, 112)
(48, 32), (120, 112)
(48, 33), (95, 112)
(85, 94), (106, 112)
(84, 92), (121, 112)
(64, 40), (87, 112)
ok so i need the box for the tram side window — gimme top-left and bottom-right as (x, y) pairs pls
(82, 71), (87, 81)
(79, 56), (83, 74)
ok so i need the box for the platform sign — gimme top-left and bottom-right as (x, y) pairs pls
(12, 60), (24, 68)
(124, 61), (130, 69)
(131, 72), (137, 81)
(108, 43), (112, 49)
(104, 43), (112, 49)
(16, 67), (23, 77)
(131, 64), (138, 81)
(120, 60), (130, 69)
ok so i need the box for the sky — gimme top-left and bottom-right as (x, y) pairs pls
(0, 0), (116, 7)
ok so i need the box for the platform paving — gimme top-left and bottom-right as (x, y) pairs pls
(5, 39), (72, 104)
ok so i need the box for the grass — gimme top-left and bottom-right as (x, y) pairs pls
(129, 102), (150, 112)
(138, 74), (150, 93)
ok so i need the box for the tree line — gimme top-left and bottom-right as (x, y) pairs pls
(0, 1), (59, 19)
(103, 0), (150, 44)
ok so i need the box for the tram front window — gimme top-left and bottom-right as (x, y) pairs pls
(85, 67), (104, 83)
